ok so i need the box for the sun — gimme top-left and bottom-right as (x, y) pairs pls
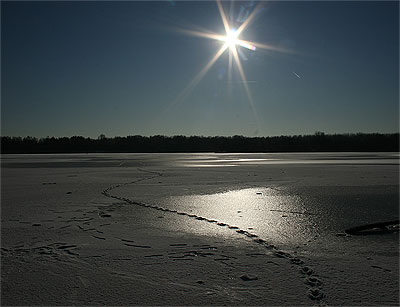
(224, 29), (239, 49)
(171, 0), (291, 128)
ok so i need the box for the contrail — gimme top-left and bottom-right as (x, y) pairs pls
(292, 71), (301, 79)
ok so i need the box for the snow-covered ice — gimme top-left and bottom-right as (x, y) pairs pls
(1, 153), (398, 305)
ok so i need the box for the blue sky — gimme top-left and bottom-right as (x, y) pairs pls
(2, 1), (398, 137)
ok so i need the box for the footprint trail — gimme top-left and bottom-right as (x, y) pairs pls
(101, 168), (325, 302)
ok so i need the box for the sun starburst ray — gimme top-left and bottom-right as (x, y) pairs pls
(217, 0), (231, 34)
(174, 28), (225, 42)
(238, 39), (294, 54)
(237, 40), (256, 51)
(231, 47), (260, 129)
(228, 48), (233, 95)
(169, 0), (292, 129)
(171, 44), (228, 107)
(235, 1), (264, 36)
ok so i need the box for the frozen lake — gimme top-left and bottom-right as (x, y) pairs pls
(3, 152), (398, 245)
(2, 152), (399, 305)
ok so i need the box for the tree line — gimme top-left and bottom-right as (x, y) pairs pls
(1, 133), (398, 154)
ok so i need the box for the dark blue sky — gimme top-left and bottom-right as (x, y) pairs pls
(2, 1), (398, 137)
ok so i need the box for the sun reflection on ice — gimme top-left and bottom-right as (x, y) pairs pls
(163, 187), (317, 247)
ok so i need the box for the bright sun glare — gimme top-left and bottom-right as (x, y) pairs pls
(172, 0), (291, 129)
(224, 29), (239, 49)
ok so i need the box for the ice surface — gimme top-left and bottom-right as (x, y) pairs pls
(1, 153), (398, 305)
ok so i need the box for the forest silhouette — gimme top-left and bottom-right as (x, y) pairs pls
(1, 133), (398, 153)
